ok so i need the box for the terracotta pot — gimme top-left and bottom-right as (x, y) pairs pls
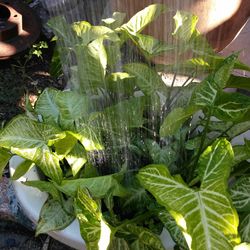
(110, 0), (250, 63)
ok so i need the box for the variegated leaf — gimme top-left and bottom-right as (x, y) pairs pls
(0, 116), (64, 183)
(138, 139), (240, 250)
(74, 188), (111, 250)
(239, 214), (250, 242)
(230, 176), (250, 212)
(108, 238), (130, 250)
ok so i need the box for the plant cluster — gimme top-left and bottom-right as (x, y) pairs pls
(0, 4), (250, 250)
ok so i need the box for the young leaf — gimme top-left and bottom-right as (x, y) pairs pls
(0, 116), (64, 183)
(54, 174), (128, 198)
(24, 181), (61, 201)
(74, 188), (112, 250)
(230, 176), (250, 212)
(158, 210), (188, 250)
(160, 106), (197, 137)
(11, 160), (34, 180)
(66, 143), (87, 176)
(138, 139), (240, 250)
(36, 198), (74, 236)
(102, 12), (126, 30)
(121, 4), (167, 34)
(0, 148), (11, 176)
(172, 11), (198, 42)
(239, 213), (250, 243)
(124, 63), (163, 96)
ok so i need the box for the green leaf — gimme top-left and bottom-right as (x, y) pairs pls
(54, 174), (128, 198)
(102, 97), (145, 129)
(24, 180), (61, 201)
(102, 12), (126, 29)
(172, 11), (198, 42)
(138, 139), (240, 250)
(66, 143), (87, 176)
(72, 22), (119, 44)
(36, 198), (74, 236)
(230, 176), (250, 212)
(158, 210), (188, 250)
(124, 63), (163, 96)
(233, 145), (250, 166)
(106, 72), (135, 95)
(226, 75), (250, 91)
(121, 4), (167, 34)
(239, 214), (250, 243)
(74, 188), (112, 250)
(0, 116), (64, 183)
(35, 88), (59, 125)
(129, 33), (174, 58)
(214, 92), (250, 122)
(70, 123), (104, 151)
(108, 238), (129, 250)
(75, 38), (107, 91)
(11, 160), (34, 180)
(0, 148), (11, 176)
(54, 133), (77, 160)
(124, 224), (165, 250)
(160, 106), (197, 137)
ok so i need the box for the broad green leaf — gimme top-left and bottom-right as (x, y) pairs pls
(191, 54), (238, 107)
(73, 22), (119, 44)
(102, 97), (145, 129)
(130, 240), (153, 250)
(214, 92), (250, 122)
(145, 139), (176, 167)
(102, 12), (126, 29)
(230, 176), (250, 212)
(239, 214), (250, 242)
(35, 88), (59, 125)
(172, 11), (198, 42)
(121, 4), (167, 34)
(0, 116), (64, 183)
(124, 63), (163, 96)
(66, 143), (87, 176)
(49, 45), (63, 78)
(74, 189), (111, 250)
(158, 210), (188, 250)
(123, 224), (164, 250)
(75, 38), (107, 91)
(36, 198), (74, 236)
(0, 148), (11, 176)
(233, 146), (250, 166)
(160, 106), (197, 137)
(105, 42), (122, 70)
(70, 123), (104, 151)
(108, 237), (130, 250)
(54, 133), (77, 160)
(226, 75), (250, 91)
(11, 160), (34, 180)
(106, 72), (135, 95)
(54, 174), (128, 198)
(129, 33), (174, 58)
(138, 139), (240, 250)
(24, 180), (61, 201)
(56, 91), (91, 129)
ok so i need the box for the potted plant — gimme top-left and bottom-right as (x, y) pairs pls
(1, 4), (250, 250)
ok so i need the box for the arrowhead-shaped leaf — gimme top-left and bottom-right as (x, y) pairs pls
(0, 116), (64, 183)
(138, 139), (240, 250)
(36, 198), (74, 236)
(74, 188), (112, 250)
(121, 4), (167, 34)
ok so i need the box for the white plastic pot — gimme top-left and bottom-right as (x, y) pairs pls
(9, 156), (175, 250)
